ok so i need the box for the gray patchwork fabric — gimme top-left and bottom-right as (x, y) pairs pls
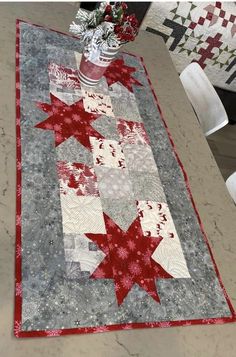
(95, 166), (134, 199)
(91, 115), (120, 141)
(100, 197), (138, 231)
(17, 21), (233, 336)
(56, 137), (93, 165)
(109, 83), (143, 122)
(129, 170), (166, 202)
(81, 77), (110, 96)
(64, 234), (105, 276)
(50, 84), (82, 106)
(46, 45), (78, 69)
(123, 143), (158, 172)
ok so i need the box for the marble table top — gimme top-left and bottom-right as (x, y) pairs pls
(0, 2), (236, 355)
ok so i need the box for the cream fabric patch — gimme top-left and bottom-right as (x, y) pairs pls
(60, 193), (106, 234)
(82, 87), (114, 117)
(137, 200), (190, 278)
(90, 137), (126, 169)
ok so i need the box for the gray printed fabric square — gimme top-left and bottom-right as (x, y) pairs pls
(109, 83), (143, 122)
(100, 197), (138, 231)
(129, 170), (166, 202)
(95, 166), (134, 199)
(123, 144), (158, 172)
(15, 20), (235, 338)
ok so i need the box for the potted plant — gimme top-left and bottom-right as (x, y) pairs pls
(70, 2), (139, 86)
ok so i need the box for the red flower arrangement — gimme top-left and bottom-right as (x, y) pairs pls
(114, 14), (139, 42)
(69, 2), (140, 86)
(103, 2), (139, 43)
(70, 2), (139, 47)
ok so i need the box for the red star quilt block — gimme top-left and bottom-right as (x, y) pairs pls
(86, 214), (173, 305)
(35, 94), (103, 149)
(104, 58), (143, 92)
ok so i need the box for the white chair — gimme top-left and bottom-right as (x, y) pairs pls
(180, 63), (228, 136)
(226, 172), (236, 203)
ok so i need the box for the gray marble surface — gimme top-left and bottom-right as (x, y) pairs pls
(0, 3), (236, 357)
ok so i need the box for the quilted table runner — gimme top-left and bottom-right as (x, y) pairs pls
(15, 20), (236, 338)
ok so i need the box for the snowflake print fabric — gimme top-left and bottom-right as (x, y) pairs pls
(15, 20), (235, 338)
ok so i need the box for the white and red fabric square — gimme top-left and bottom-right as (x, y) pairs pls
(82, 87), (114, 117)
(117, 119), (150, 145)
(137, 200), (190, 278)
(90, 137), (126, 169)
